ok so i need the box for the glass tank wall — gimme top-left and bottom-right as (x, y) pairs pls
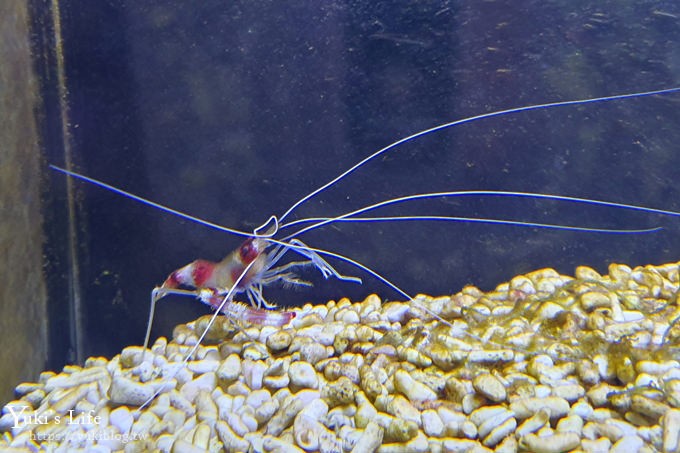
(34, 1), (680, 368)
(0, 1), (47, 404)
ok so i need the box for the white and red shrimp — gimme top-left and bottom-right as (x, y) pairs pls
(144, 236), (296, 353)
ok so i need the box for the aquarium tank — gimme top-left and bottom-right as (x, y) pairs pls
(1, 0), (680, 450)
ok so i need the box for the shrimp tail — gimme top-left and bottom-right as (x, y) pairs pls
(222, 300), (296, 326)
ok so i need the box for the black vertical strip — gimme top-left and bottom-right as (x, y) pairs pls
(56, 1), (148, 360)
(31, 0), (149, 364)
(29, 0), (74, 370)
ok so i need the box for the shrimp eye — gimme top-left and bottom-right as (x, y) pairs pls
(239, 239), (260, 263)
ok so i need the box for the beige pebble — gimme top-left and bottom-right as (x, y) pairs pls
(44, 367), (109, 392)
(351, 421), (383, 453)
(636, 360), (680, 375)
(385, 418), (418, 442)
(242, 360), (266, 390)
(266, 392), (309, 437)
(195, 391), (217, 425)
(109, 406), (133, 434)
(355, 399), (378, 429)
(327, 407), (353, 432)
(298, 398), (329, 421)
(161, 362), (193, 387)
(216, 419), (249, 451)
(192, 423), (211, 449)
(462, 393), (486, 414)
(556, 414), (583, 435)
(216, 353), (241, 385)
(323, 376), (356, 407)
(239, 410), (259, 433)
(586, 383), (622, 407)
(444, 420), (477, 439)
(472, 373), (506, 402)
(634, 372), (660, 388)
(536, 301), (565, 320)
(245, 388), (272, 410)
(186, 359), (219, 374)
(14, 382), (43, 396)
(663, 409), (680, 453)
(580, 438), (612, 453)
(393, 369), (437, 403)
(590, 408), (621, 424)
(224, 410), (250, 437)
(109, 375), (157, 406)
(337, 308), (360, 324)
(359, 365), (385, 402)
(469, 406), (509, 429)
(266, 330), (293, 351)
(51, 384), (90, 414)
(421, 409), (445, 437)
(264, 436), (306, 452)
(583, 421), (624, 442)
(577, 359), (601, 385)
(472, 407), (514, 444)
(510, 396), (569, 419)
(295, 413), (338, 451)
(23, 389), (46, 409)
(227, 381), (250, 397)
(551, 383), (585, 402)
(631, 394), (670, 420)
(494, 435), (519, 453)
(288, 362), (319, 390)
(396, 346), (432, 368)
(299, 341), (328, 365)
(120, 346), (146, 368)
(467, 349), (514, 363)
(131, 411), (159, 437)
(161, 408), (186, 433)
(386, 395), (421, 426)
(515, 408), (550, 437)
(610, 434), (643, 452)
(263, 374), (290, 390)
(180, 372), (216, 402)
(483, 416), (516, 447)
(378, 431), (430, 453)
(519, 432), (580, 453)
(570, 398), (594, 420)
(580, 292), (611, 310)
(169, 389), (195, 416)
(242, 343), (269, 361)
(382, 302), (410, 323)
(439, 438), (480, 453)
(606, 418), (638, 439)
(254, 400), (279, 426)
(340, 363), (361, 385)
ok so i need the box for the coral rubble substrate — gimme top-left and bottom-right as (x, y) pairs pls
(2, 262), (680, 452)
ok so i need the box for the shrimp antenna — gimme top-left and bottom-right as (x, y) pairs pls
(49, 165), (278, 239)
(278, 86), (680, 224)
(279, 190), (676, 240)
(281, 214), (662, 235)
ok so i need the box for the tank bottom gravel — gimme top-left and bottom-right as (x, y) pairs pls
(2, 261), (680, 452)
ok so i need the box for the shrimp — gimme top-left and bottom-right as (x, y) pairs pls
(144, 236), (297, 354)
(144, 227), (368, 355)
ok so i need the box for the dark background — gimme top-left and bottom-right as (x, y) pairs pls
(39, 0), (680, 365)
